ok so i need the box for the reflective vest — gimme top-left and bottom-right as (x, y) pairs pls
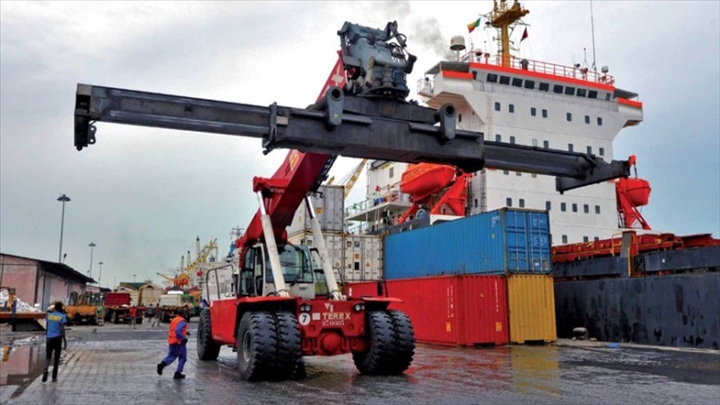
(167, 316), (187, 345)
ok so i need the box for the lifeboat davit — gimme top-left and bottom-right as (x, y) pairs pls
(616, 177), (651, 206)
(400, 163), (456, 200)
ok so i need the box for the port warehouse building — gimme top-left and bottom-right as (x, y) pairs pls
(0, 253), (94, 310)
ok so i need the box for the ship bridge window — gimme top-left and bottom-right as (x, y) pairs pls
(487, 73), (498, 83)
(562, 235), (568, 244)
(572, 203), (578, 212)
(506, 198), (513, 207)
(542, 109), (548, 118)
(495, 134), (502, 142)
(587, 146), (593, 154)
(599, 147), (605, 156)
(519, 199), (525, 208)
(588, 90), (598, 99)
(584, 204), (589, 213)
(595, 205), (601, 214)
(524, 80), (535, 89)
(499, 76), (511, 85)
(495, 102), (501, 111)
(566, 112), (572, 122)
(539, 82), (550, 92)
(564, 86), (576, 96)
(568, 143), (574, 152)
(545, 201), (551, 210)
(561, 202), (567, 212)
(509, 104), (515, 113)
(585, 115), (590, 124)
(597, 117), (603, 126)
(512, 78), (523, 87)
(605, 93), (612, 101)
(577, 88), (587, 97)
(553, 84), (563, 94)
(543, 140), (549, 149)
(509, 136), (516, 144)
(583, 236), (589, 242)
(531, 107), (537, 116)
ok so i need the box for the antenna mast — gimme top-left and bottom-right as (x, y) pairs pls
(489, 0), (529, 67)
(590, 0), (597, 72)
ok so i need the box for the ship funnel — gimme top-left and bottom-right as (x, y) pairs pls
(450, 35), (466, 51)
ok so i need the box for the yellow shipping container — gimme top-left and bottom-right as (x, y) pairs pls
(507, 274), (557, 344)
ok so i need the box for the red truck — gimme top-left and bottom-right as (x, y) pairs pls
(103, 292), (143, 324)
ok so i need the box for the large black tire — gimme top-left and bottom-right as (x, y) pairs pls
(386, 310), (415, 374)
(197, 309), (221, 361)
(352, 311), (396, 375)
(237, 311), (278, 381)
(274, 311), (302, 380)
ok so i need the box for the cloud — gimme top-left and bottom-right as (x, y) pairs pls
(1, 1), (718, 286)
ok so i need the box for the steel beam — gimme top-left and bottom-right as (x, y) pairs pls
(74, 84), (629, 192)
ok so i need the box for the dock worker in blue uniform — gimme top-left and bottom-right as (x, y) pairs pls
(43, 301), (67, 382)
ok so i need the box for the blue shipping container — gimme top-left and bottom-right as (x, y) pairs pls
(384, 208), (551, 279)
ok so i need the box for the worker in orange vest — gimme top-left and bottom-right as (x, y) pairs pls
(156, 308), (189, 379)
(129, 306), (137, 329)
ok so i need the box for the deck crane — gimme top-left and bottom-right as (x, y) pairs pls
(73, 20), (631, 381)
(326, 158), (369, 199)
(184, 237), (219, 279)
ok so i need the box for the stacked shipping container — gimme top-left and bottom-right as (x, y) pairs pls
(384, 208), (551, 278)
(287, 232), (383, 282)
(287, 185), (383, 282)
(350, 276), (509, 346)
(349, 208), (557, 346)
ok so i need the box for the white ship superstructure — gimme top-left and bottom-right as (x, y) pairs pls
(345, 2), (644, 244)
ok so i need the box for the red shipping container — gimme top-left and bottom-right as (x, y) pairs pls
(384, 275), (508, 347)
(345, 281), (380, 298)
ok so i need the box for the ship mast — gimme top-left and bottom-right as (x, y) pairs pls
(490, 0), (529, 67)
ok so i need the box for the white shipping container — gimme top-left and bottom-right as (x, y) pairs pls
(287, 231), (383, 282)
(159, 294), (183, 307)
(343, 235), (383, 282)
(286, 185), (345, 235)
(288, 232), (345, 274)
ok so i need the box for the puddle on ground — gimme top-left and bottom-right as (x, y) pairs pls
(1, 345), (46, 398)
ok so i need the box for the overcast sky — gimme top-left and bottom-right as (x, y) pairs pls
(1, 1), (718, 288)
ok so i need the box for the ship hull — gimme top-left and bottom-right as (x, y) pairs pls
(555, 272), (720, 349)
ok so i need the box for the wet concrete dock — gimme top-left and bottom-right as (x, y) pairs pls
(1, 321), (718, 405)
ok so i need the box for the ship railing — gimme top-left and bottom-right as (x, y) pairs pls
(345, 192), (412, 218)
(422, 51), (615, 88)
(417, 79), (434, 97)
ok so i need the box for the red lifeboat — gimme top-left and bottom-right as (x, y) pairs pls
(616, 177), (651, 206)
(400, 163), (456, 201)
